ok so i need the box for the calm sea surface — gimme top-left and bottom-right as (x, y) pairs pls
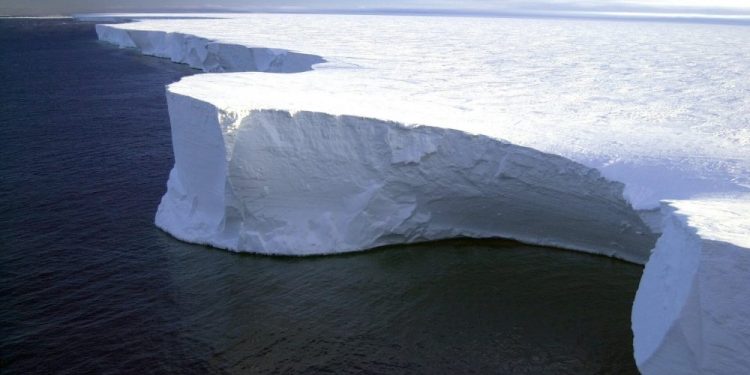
(0, 18), (642, 374)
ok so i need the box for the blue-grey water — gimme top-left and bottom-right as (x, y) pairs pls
(0, 18), (641, 374)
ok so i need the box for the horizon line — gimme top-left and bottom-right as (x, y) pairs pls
(4, 8), (750, 26)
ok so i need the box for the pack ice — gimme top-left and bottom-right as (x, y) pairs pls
(91, 13), (749, 374)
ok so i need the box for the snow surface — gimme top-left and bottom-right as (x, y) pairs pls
(89, 13), (749, 373)
(94, 13), (750, 211)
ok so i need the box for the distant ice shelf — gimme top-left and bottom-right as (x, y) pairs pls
(95, 24), (324, 73)
(90, 14), (749, 375)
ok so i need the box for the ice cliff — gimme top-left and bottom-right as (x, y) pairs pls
(633, 198), (750, 374)
(95, 24), (324, 73)
(93, 15), (750, 374)
(157, 92), (654, 262)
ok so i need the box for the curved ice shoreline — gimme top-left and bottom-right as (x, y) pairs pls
(94, 18), (749, 374)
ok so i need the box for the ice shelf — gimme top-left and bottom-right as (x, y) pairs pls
(90, 13), (749, 374)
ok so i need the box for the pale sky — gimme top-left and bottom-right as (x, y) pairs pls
(2, 0), (750, 16)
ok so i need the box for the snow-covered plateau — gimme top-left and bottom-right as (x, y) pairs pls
(88, 13), (748, 374)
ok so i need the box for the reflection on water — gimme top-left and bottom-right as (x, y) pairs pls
(162, 238), (642, 374)
(0, 18), (640, 374)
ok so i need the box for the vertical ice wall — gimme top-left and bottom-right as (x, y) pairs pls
(633, 199), (750, 375)
(155, 92), (656, 262)
(95, 24), (325, 73)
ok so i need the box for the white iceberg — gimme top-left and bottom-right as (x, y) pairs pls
(89, 13), (750, 374)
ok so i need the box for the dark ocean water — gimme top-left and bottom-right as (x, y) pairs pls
(0, 19), (642, 374)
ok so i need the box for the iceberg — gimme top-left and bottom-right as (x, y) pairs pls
(90, 13), (750, 374)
